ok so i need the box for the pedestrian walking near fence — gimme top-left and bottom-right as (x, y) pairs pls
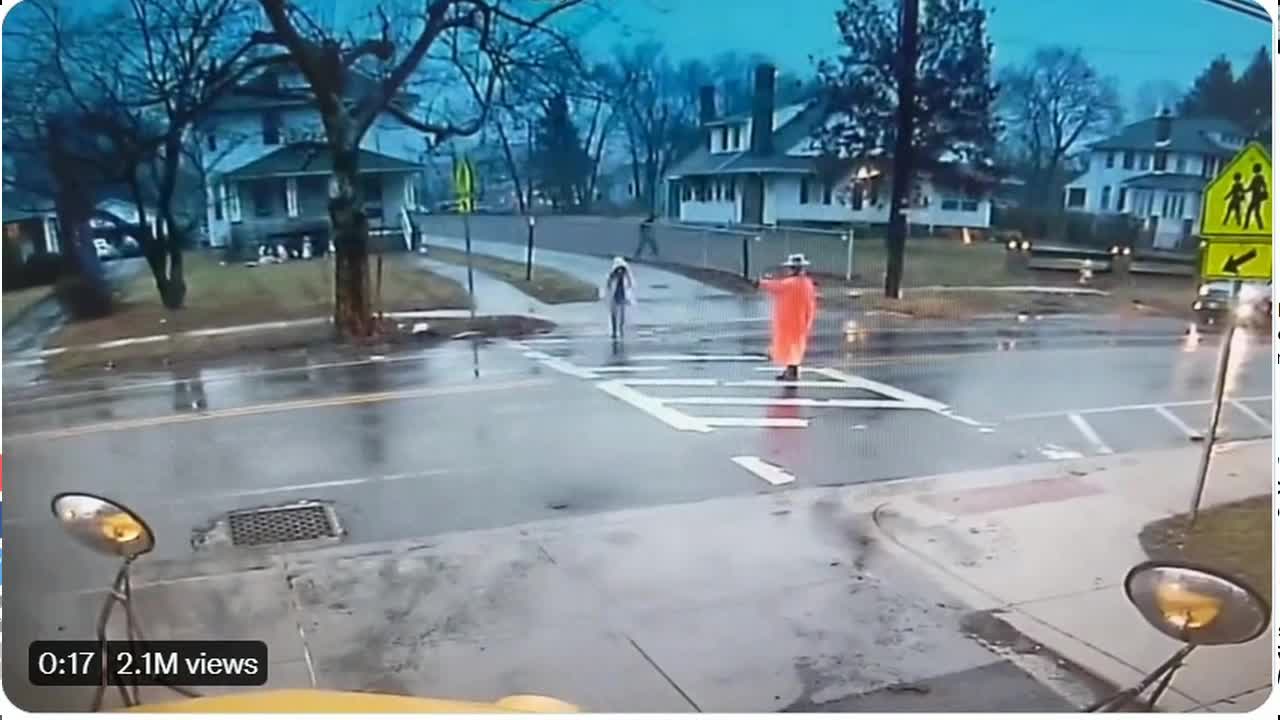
(758, 253), (817, 381)
(634, 215), (660, 259)
(605, 256), (635, 339)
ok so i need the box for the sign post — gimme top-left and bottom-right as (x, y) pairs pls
(453, 155), (477, 321)
(1188, 141), (1272, 522)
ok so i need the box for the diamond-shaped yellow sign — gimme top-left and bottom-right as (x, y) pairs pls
(1199, 142), (1272, 239)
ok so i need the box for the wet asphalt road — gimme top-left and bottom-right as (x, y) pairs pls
(1, 268), (1272, 710)
(3, 312), (1269, 588)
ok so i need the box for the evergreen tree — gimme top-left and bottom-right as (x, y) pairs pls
(533, 91), (591, 210)
(816, 0), (1000, 167)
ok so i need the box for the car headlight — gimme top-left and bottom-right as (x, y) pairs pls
(1193, 301), (1204, 310)
(1110, 246), (1120, 255)
(1122, 247), (1132, 256)
(1007, 240), (1018, 251)
(1020, 241), (1031, 251)
(1198, 285), (1210, 297)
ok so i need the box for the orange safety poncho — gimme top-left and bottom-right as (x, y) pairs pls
(760, 274), (818, 366)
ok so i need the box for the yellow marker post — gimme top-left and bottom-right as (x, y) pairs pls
(452, 156), (478, 320)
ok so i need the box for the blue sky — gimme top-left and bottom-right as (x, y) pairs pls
(578, 0), (1272, 104)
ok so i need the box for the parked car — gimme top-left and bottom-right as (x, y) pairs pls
(1192, 280), (1271, 332)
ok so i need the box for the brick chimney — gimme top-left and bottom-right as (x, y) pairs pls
(749, 64), (776, 156)
(699, 85), (716, 125)
(1155, 108), (1173, 144)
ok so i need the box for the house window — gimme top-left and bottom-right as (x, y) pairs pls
(1117, 188), (1128, 212)
(1122, 152), (1134, 170)
(227, 182), (241, 221)
(1066, 188), (1086, 208)
(285, 177), (299, 218)
(363, 176), (383, 219)
(731, 126), (741, 149)
(251, 180), (274, 217)
(822, 181), (833, 205)
(1140, 153), (1151, 171)
(720, 127), (729, 152)
(850, 187), (863, 211)
(962, 197), (979, 212)
(207, 131), (218, 152)
(262, 111), (281, 145)
(725, 178), (736, 201)
(799, 178), (810, 204)
(1101, 186), (1111, 211)
(1153, 152), (1168, 172)
(940, 197), (960, 211)
(1105, 152), (1115, 169)
(1175, 155), (1187, 173)
(1176, 193), (1186, 218)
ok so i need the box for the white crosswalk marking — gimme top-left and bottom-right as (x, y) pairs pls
(731, 456), (796, 485)
(1068, 413), (1114, 455)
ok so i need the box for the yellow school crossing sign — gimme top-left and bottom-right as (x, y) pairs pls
(453, 155), (475, 214)
(1198, 142), (1271, 281)
(1200, 240), (1271, 281)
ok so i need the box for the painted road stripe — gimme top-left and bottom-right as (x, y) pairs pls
(1068, 413), (1114, 455)
(7, 346), (503, 407)
(666, 397), (929, 409)
(809, 367), (948, 412)
(6, 378), (552, 443)
(731, 456), (795, 485)
(1007, 395), (1271, 420)
(722, 380), (854, 389)
(1229, 400), (1269, 427)
(522, 351), (598, 379)
(586, 366), (670, 373)
(595, 380), (712, 433)
(1155, 406), (1199, 437)
(633, 354), (767, 362)
(615, 379), (719, 387)
(704, 417), (809, 428)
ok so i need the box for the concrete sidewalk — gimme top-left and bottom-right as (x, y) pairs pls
(872, 440), (1273, 712)
(9, 444), (1270, 712)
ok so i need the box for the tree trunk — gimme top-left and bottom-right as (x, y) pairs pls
(160, 211), (187, 309)
(329, 145), (373, 337)
(495, 121), (527, 214)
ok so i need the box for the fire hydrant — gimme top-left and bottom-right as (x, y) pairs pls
(1078, 259), (1094, 285)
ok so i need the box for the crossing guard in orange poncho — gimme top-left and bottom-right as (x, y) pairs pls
(759, 253), (818, 381)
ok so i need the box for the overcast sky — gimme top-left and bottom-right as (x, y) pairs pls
(577, 0), (1272, 104)
(7, 0), (1272, 111)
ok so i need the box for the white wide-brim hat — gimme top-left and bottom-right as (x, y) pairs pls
(612, 256), (628, 270)
(783, 253), (811, 268)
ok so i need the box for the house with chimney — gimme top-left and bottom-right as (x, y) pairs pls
(1061, 111), (1247, 249)
(664, 65), (997, 232)
(198, 65), (427, 252)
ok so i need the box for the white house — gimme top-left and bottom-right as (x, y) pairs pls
(199, 66), (427, 250)
(665, 65), (996, 231)
(1062, 112), (1247, 249)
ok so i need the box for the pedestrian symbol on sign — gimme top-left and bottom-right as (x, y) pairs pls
(1199, 142), (1271, 239)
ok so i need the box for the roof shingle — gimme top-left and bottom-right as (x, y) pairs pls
(225, 146), (422, 179)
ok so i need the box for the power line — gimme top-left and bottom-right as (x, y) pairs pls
(1201, 0), (1274, 23)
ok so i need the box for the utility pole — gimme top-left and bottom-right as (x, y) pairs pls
(884, 0), (919, 299)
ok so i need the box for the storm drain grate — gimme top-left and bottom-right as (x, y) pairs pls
(227, 502), (340, 547)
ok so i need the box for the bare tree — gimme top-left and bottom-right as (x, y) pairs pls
(1000, 46), (1122, 209)
(5, 0), (282, 309)
(598, 42), (700, 217)
(251, 0), (582, 338)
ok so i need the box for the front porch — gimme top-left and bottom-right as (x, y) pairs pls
(209, 146), (425, 255)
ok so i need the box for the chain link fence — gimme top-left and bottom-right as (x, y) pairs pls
(413, 213), (857, 281)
